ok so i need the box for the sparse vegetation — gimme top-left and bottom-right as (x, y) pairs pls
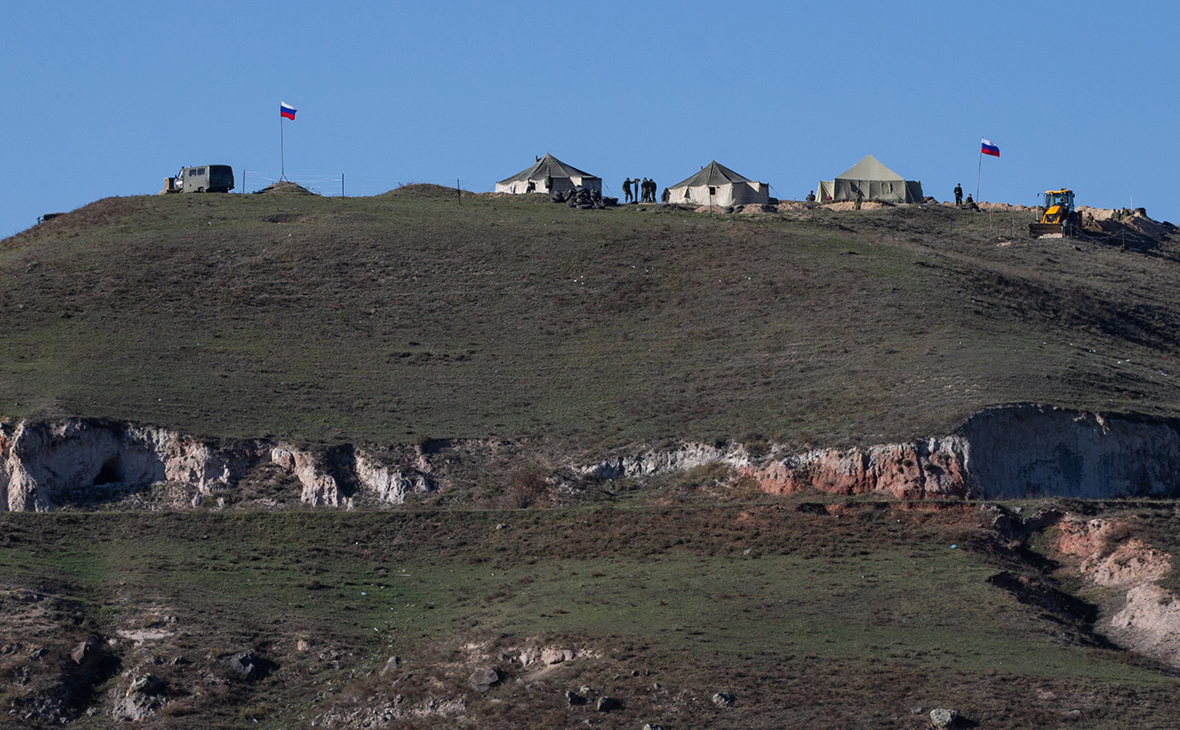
(2, 191), (1179, 453)
(3, 191), (1180, 726)
(2, 501), (1180, 728)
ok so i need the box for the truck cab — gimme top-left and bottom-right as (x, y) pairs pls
(1040, 189), (1075, 224)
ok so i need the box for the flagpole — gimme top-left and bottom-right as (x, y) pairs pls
(976, 147), (982, 203)
(280, 115), (286, 182)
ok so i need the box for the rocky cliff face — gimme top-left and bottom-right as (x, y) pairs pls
(1052, 513), (1180, 667)
(581, 404), (1180, 501)
(0, 419), (433, 512)
(2, 403), (1179, 511)
(959, 404), (1180, 499)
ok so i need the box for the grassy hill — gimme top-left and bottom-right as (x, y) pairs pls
(3, 189), (1180, 456)
(4, 500), (1180, 729)
(5, 191), (1180, 727)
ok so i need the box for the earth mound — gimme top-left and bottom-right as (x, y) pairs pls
(254, 181), (317, 196)
(378, 183), (469, 199)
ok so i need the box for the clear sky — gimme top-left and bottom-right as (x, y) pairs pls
(2, 1), (1176, 238)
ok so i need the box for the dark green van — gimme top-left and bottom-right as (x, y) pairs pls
(177, 165), (234, 193)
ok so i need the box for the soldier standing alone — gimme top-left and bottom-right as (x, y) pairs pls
(954, 183), (963, 205)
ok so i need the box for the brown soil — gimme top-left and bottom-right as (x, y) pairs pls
(377, 183), (470, 199)
(255, 181), (317, 195)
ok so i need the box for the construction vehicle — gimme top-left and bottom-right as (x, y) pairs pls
(1029, 189), (1080, 237)
(161, 165), (234, 194)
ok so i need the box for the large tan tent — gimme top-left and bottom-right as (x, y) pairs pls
(666, 161), (769, 207)
(816, 155), (923, 204)
(494, 153), (601, 195)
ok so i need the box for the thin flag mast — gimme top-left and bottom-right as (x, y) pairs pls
(978, 138), (1000, 201)
(280, 102), (297, 181)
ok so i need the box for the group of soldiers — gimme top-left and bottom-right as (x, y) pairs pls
(622, 177), (658, 203)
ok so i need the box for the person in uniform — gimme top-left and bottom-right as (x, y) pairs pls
(623, 178), (633, 203)
(855, 190), (863, 210)
(806, 190), (816, 203)
(954, 183), (963, 205)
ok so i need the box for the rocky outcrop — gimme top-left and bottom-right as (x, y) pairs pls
(960, 404), (1180, 499)
(0, 419), (270, 511)
(271, 445), (349, 508)
(744, 437), (972, 499)
(0, 419), (433, 512)
(355, 452), (433, 504)
(1051, 513), (1180, 667)
(5, 403), (1180, 511)
(1109, 584), (1180, 665)
(582, 442), (741, 481)
(581, 404), (1180, 501)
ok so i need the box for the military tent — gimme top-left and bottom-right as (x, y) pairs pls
(816, 155), (923, 204)
(666, 161), (769, 207)
(494, 154), (601, 195)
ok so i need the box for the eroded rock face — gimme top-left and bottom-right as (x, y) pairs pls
(0, 419), (433, 511)
(744, 437), (972, 499)
(5, 403), (1180, 511)
(581, 405), (1180, 501)
(1049, 513), (1180, 667)
(583, 442), (740, 481)
(355, 452), (433, 504)
(1110, 584), (1180, 665)
(960, 404), (1180, 499)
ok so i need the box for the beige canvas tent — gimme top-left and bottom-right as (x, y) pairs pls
(494, 153), (601, 195)
(817, 155), (923, 204)
(666, 161), (769, 207)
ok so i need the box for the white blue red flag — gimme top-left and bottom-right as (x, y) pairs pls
(980, 139), (1000, 157)
(281, 102), (297, 120)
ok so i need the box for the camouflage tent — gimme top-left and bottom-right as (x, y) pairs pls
(666, 161), (769, 207)
(494, 154), (601, 195)
(817, 155), (923, 204)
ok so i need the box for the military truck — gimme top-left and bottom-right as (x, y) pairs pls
(162, 165), (235, 194)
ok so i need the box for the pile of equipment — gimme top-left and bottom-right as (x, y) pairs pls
(552, 186), (616, 209)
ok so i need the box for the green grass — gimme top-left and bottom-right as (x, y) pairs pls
(3, 191), (1180, 454)
(2, 503), (1177, 728)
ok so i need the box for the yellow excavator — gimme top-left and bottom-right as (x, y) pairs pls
(1029, 189), (1080, 237)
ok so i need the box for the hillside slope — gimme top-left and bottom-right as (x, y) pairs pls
(2, 190), (1179, 456)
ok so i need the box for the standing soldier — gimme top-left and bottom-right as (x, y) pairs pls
(855, 190), (863, 210)
(623, 178), (633, 203)
(649, 178), (657, 203)
(954, 183), (963, 205)
(806, 190), (816, 203)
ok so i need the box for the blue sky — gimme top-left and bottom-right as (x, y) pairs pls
(2, 1), (1176, 238)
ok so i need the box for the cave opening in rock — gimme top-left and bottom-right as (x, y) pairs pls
(94, 457), (121, 486)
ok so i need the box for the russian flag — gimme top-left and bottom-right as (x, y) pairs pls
(280, 102), (297, 120)
(981, 138), (1000, 157)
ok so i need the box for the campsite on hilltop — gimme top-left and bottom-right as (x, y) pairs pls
(5, 187), (1180, 728)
